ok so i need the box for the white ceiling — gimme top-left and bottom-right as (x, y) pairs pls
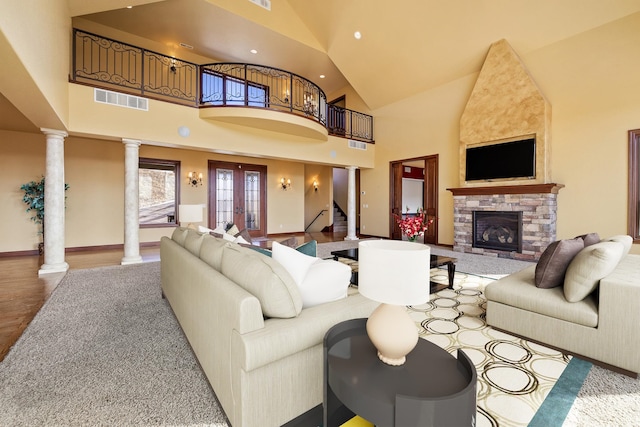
(3, 0), (640, 133)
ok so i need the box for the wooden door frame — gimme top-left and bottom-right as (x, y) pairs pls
(389, 155), (439, 244)
(208, 160), (267, 237)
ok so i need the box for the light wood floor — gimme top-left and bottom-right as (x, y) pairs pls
(0, 231), (346, 362)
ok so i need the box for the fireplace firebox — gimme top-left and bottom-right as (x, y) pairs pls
(472, 211), (523, 253)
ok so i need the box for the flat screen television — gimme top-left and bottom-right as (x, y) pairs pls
(465, 138), (536, 181)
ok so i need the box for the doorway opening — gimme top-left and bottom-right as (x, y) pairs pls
(389, 155), (439, 244)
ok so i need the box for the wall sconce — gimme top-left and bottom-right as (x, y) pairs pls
(188, 171), (203, 187)
(170, 58), (177, 73)
(280, 177), (291, 190)
(313, 180), (319, 191)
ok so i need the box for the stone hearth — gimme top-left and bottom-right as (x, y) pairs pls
(449, 184), (563, 261)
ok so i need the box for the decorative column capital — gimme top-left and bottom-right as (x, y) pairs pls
(122, 138), (142, 147)
(40, 128), (68, 139)
(345, 165), (359, 171)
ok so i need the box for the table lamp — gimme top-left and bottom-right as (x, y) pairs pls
(358, 240), (431, 366)
(178, 204), (203, 229)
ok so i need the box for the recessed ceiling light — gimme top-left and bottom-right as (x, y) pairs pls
(250, 49), (258, 54)
(319, 75), (325, 79)
(354, 31), (362, 40)
(126, 5), (133, 8)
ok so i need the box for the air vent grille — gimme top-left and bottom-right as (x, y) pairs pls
(248, 0), (271, 10)
(348, 140), (367, 150)
(94, 89), (148, 111)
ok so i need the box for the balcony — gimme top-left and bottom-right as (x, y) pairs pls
(72, 29), (374, 142)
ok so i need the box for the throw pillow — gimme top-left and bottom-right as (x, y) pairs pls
(245, 239), (317, 258)
(235, 228), (253, 244)
(600, 235), (632, 256)
(198, 225), (214, 234)
(575, 232), (600, 247)
(298, 259), (351, 308)
(272, 241), (319, 286)
(563, 241), (624, 302)
(222, 232), (236, 242)
(234, 235), (251, 245)
(535, 238), (584, 289)
(226, 224), (240, 236)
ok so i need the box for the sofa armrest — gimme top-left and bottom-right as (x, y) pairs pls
(232, 292), (378, 372)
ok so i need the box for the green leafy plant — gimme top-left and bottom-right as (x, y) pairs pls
(21, 176), (69, 236)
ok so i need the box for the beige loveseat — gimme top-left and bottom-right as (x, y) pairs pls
(485, 235), (640, 375)
(160, 228), (377, 427)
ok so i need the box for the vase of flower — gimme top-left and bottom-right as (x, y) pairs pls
(394, 207), (434, 243)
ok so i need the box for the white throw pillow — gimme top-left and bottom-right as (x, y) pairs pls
(600, 235), (632, 256)
(234, 235), (251, 245)
(563, 241), (624, 302)
(222, 232), (236, 242)
(198, 225), (214, 234)
(299, 259), (351, 308)
(272, 241), (318, 286)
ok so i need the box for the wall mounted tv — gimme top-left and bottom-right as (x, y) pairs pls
(465, 138), (536, 181)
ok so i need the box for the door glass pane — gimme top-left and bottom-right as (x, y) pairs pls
(216, 169), (234, 228)
(245, 171), (260, 230)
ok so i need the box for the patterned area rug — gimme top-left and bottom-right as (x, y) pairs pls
(414, 269), (572, 427)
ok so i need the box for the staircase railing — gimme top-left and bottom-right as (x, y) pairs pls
(305, 209), (328, 232)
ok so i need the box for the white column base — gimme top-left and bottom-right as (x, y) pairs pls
(344, 236), (360, 241)
(121, 256), (143, 265)
(38, 262), (69, 276)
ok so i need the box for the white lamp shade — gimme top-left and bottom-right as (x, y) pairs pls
(178, 204), (203, 224)
(358, 240), (430, 306)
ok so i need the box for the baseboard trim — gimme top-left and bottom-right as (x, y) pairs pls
(0, 241), (161, 258)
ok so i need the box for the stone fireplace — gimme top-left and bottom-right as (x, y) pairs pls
(473, 211), (522, 253)
(448, 39), (562, 261)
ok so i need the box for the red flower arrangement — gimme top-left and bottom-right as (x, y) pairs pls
(394, 207), (434, 242)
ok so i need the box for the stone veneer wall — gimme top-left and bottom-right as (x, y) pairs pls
(452, 192), (558, 261)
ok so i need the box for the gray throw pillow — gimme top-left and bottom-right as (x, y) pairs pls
(575, 232), (600, 247)
(535, 238), (584, 289)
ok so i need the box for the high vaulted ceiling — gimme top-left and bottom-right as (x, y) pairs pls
(74, 0), (640, 111)
(3, 0), (640, 134)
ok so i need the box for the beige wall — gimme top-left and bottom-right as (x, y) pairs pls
(304, 165), (333, 232)
(364, 13), (640, 254)
(0, 0), (69, 129)
(2, 130), (312, 252)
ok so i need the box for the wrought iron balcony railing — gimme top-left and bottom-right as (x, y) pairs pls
(72, 29), (374, 143)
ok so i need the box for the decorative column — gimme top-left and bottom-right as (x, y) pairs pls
(121, 139), (143, 265)
(39, 128), (69, 276)
(344, 166), (359, 241)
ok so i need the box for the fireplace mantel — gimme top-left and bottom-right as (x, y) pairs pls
(447, 183), (564, 196)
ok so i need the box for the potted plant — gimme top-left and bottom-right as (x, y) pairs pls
(20, 177), (69, 254)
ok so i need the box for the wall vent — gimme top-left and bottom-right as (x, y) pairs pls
(348, 140), (367, 150)
(248, 0), (271, 10)
(94, 89), (149, 111)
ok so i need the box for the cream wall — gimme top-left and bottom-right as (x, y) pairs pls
(0, 0), (69, 129)
(363, 13), (640, 253)
(304, 165), (333, 232)
(2, 130), (310, 253)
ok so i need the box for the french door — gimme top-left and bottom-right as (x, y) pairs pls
(208, 161), (267, 237)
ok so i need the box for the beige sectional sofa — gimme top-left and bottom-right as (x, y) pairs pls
(485, 235), (640, 375)
(160, 228), (377, 427)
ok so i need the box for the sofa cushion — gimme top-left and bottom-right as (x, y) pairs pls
(601, 235), (632, 256)
(199, 234), (227, 271)
(564, 241), (624, 302)
(535, 238), (584, 288)
(221, 244), (303, 318)
(298, 259), (351, 308)
(184, 229), (205, 256)
(575, 232), (600, 247)
(272, 241), (319, 286)
(485, 265), (599, 327)
(171, 227), (189, 246)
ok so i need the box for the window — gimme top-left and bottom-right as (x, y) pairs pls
(139, 158), (180, 227)
(201, 70), (267, 107)
(629, 129), (640, 241)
